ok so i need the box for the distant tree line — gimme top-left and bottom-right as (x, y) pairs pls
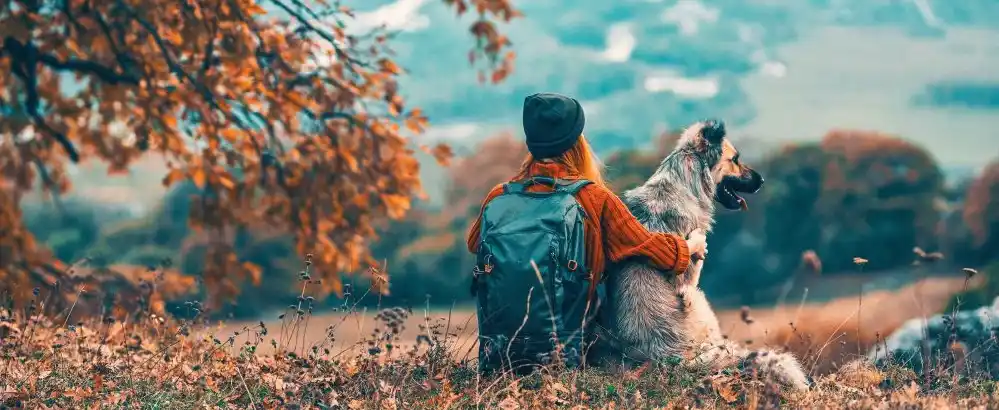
(18, 130), (999, 318)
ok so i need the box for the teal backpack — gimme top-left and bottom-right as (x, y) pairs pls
(472, 176), (603, 374)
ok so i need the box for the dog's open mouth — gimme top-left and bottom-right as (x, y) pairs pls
(715, 182), (746, 211)
(715, 170), (764, 211)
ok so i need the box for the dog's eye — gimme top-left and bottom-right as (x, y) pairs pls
(732, 153), (740, 164)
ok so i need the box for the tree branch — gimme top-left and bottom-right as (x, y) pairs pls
(36, 53), (140, 85)
(267, 0), (371, 74)
(3, 36), (139, 85)
(91, 10), (142, 80)
(2, 37), (81, 162)
(32, 159), (65, 214)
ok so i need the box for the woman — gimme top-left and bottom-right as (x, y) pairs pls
(466, 92), (706, 372)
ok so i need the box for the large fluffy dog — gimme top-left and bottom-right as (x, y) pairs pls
(592, 120), (810, 391)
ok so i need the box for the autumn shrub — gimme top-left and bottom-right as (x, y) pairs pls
(754, 131), (945, 280)
(19, 198), (125, 263)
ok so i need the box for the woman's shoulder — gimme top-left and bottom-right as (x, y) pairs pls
(573, 181), (613, 204)
(482, 183), (506, 201)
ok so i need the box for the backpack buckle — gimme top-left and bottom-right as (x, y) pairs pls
(474, 255), (494, 277)
(484, 254), (494, 273)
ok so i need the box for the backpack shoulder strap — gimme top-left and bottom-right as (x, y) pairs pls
(502, 180), (530, 194)
(556, 179), (592, 195)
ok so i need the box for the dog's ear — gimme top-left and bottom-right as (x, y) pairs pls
(701, 119), (726, 145)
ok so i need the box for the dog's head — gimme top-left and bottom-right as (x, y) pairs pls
(678, 119), (764, 211)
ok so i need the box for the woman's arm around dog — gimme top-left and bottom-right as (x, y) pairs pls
(596, 188), (693, 274)
(465, 183), (695, 276)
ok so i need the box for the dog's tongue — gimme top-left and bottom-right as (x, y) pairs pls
(739, 198), (748, 211)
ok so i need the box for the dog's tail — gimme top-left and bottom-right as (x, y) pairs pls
(694, 340), (811, 392)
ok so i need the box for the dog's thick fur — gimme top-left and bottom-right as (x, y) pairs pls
(593, 121), (810, 391)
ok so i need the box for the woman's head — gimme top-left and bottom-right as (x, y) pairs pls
(518, 92), (605, 186)
(522, 93), (585, 159)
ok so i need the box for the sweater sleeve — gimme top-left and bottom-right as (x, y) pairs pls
(466, 184), (506, 254)
(599, 189), (691, 274)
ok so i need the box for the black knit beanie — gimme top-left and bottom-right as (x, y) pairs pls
(522, 92), (585, 159)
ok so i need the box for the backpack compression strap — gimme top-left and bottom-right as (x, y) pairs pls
(503, 177), (592, 195)
(554, 179), (603, 312)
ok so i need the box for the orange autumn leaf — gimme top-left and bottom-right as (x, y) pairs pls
(430, 143), (454, 167)
(242, 262), (263, 286)
(218, 175), (235, 190)
(379, 59), (403, 75)
(380, 194), (411, 220)
(191, 169), (207, 189)
(162, 169), (185, 187)
(220, 129), (241, 143)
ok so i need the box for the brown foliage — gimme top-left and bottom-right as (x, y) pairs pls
(442, 0), (521, 84)
(0, 0), (519, 308)
(2, 253), (196, 320)
(444, 131), (526, 217)
(964, 160), (999, 250)
(818, 130), (942, 229)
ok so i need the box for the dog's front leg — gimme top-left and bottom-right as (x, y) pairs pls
(685, 259), (704, 286)
(680, 229), (707, 287)
(678, 254), (705, 286)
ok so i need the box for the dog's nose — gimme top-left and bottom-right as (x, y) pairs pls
(702, 119), (726, 141)
(747, 168), (764, 192)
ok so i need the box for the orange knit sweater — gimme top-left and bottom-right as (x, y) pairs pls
(466, 162), (691, 283)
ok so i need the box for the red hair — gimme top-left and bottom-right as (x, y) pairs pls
(514, 134), (607, 188)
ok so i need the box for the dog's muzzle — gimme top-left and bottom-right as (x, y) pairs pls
(716, 169), (764, 211)
(728, 169), (764, 194)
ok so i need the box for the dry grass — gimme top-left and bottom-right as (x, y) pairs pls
(0, 273), (993, 409)
(719, 274), (983, 375)
(211, 274), (978, 373)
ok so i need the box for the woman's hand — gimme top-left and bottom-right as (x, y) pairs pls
(686, 229), (707, 262)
